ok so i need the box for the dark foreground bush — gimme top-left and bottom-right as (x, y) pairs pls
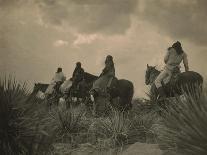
(0, 78), (54, 154)
(157, 92), (207, 155)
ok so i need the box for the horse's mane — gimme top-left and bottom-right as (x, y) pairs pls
(152, 68), (160, 75)
(147, 67), (161, 84)
(84, 72), (98, 83)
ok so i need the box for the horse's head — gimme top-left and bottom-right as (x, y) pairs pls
(32, 83), (48, 94)
(145, 64), (157, 85)
(32, 83), (40, 94)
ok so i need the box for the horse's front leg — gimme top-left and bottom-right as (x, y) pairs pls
(150, 84), (158, 102)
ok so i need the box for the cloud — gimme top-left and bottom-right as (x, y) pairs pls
(0, 0), (23, 8)
(138, 0), (207, 46)
(35, 0), (138, 35)
(54, 40), (68, 47)
(1, 0), (207, 46)
(73, 34), (101, 46)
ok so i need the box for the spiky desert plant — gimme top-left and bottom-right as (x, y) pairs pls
(157, 91), (207, 155)
(50, 106), (86, 143)
(0, 77), (56, 155)
(89, 108), (131, 148)
(0, 78), (38, 154)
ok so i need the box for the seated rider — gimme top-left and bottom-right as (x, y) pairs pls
(101, 55), (115, 89)
(45, 67), (66, 96)
(72, 62), (85, 89)
(52, 67), (66, 92)
(154, 41), (189, 99)
(91, 55), (116, 95)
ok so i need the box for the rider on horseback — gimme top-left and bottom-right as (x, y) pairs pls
(101, 55), (115, 88)
(72, 62), (85, 90)
(154, 41), (189, 99)
(90, 55), (116, 98)
(45, 67), (66, 96)
(52, 67), (66, 82)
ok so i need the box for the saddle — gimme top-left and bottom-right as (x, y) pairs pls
(91, 77), (118, 97)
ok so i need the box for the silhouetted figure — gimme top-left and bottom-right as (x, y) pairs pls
(72, 62), (85, 89)
(92, 55), (116, 93)
(155, 41), (189, 99)
(45, 67), (66, 95)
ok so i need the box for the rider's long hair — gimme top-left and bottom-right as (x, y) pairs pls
(172, 41), (184, 55)
(56, 67), (62, 73)
(105, 55), (114, 67)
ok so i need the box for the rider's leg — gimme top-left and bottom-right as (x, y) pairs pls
(163, 70), (172, 85)
(107, 77), (113, 88)
(155, 69), (169, 98)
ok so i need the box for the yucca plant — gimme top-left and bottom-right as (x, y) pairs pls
(89, 108), (131, 148)
(0, 77), (55, 154)
(157, 90), (207, 155)
(50, 106), (86, 144)
(0, 78), (38, 154)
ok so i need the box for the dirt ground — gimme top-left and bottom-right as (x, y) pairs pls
(53, 142), (164, 155)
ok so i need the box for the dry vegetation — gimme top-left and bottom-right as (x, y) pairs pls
(0, 78), (207, 155)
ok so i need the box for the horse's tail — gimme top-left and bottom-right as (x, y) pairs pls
(119, 79), (134, 110)
(126, 82), (134, 109)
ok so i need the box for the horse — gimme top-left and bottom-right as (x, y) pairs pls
(31, 83), (49, 96)
(145, 64), (203, 100)
(75, 72), (134, 112)
(32, 81), (69, 102)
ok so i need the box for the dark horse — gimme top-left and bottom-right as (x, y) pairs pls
(31, 83), (49, 95)
(76, 72), (134, 111)
(145, 64), (203, 100)
(31, 83), (61, 106)
(31, 73), (97, 101)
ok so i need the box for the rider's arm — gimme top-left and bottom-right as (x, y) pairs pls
(72, 70), (76, 78)
(183, 53), (189, 71)
(62, 74), (66, 81)
(164, 50), (170, 64)
(81, 68), (85, 74)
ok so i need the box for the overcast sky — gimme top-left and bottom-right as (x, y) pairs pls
(0, 0), (207, 97)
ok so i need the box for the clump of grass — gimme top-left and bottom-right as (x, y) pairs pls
(157, 91), (207, 155)
(130, 109), (162, 144)
(89, 108), (130, 148)
(50, 105), (87, 146)
(88, 107), (156, 148)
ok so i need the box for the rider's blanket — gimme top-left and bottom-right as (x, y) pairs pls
(60, 79), (72, 93)
(92, 75), (110, 92)
(45, 82), (56, 95)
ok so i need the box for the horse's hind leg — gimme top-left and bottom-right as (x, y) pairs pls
(92, 101), (96, 116)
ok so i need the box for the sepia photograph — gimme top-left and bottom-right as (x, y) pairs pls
(0, 0), (207, 154)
